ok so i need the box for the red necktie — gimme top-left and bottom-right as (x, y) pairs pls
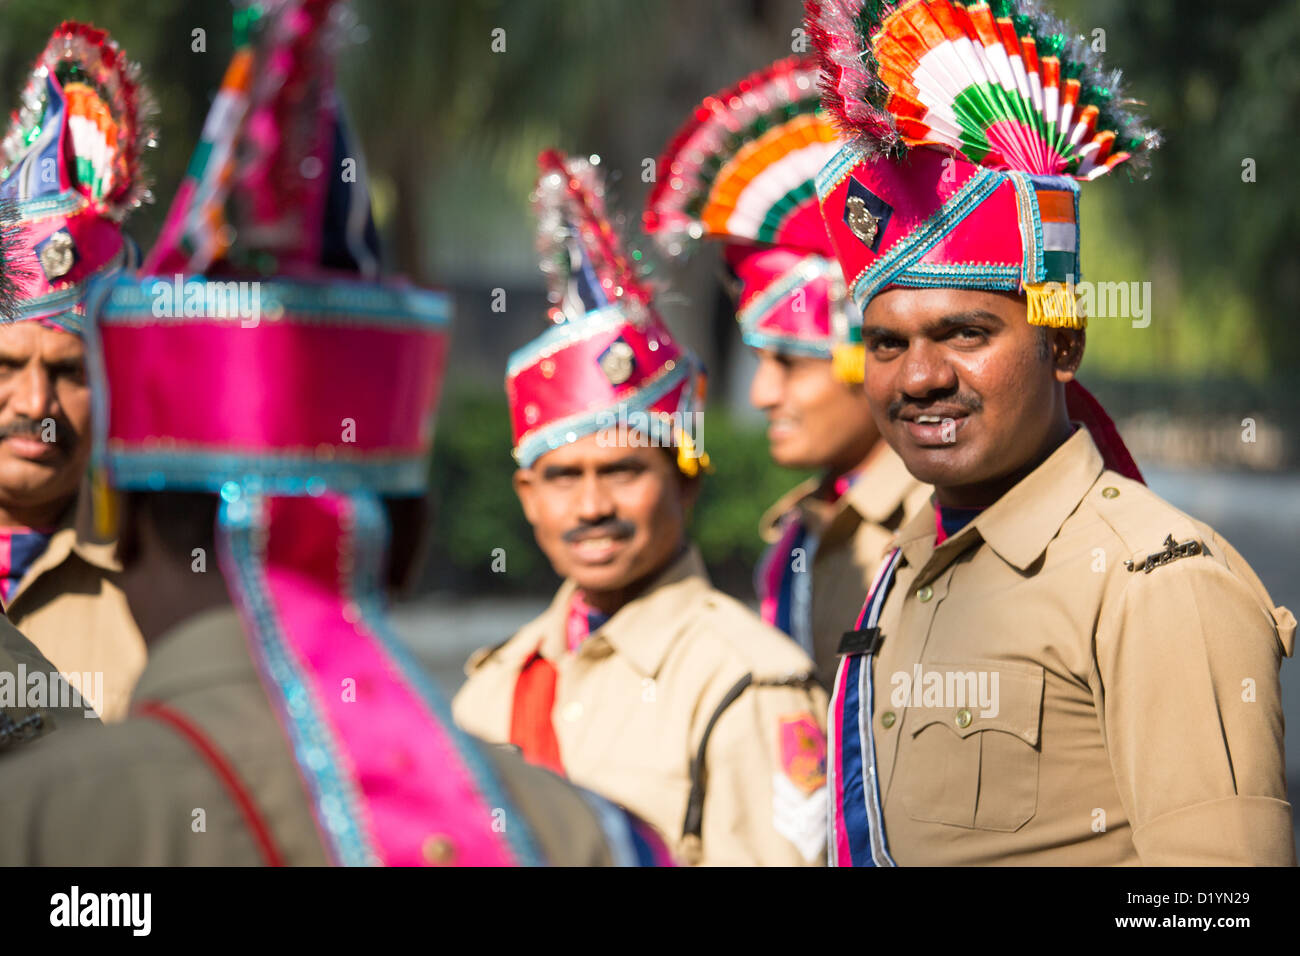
(509, 645), (565, 776)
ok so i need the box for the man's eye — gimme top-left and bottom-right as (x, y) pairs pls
(869, 337), (905, 353)
(951, 327), (987, 342)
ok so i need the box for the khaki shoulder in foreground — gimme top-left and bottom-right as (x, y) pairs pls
(759, 445), (929, 689)
(0, 608), (665, 866)
(865, 429), (1295, 866)
(3, 489), (145, 722)
(455, 545), (831, 866)
(0, 615), (100, 752)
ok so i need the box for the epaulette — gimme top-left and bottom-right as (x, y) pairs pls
(0, 708), (46, 752)
(1123, 534), (1206, 574)
(464, 637), (512, 675)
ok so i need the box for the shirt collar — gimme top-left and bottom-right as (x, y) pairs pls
(896, 427), (1104, 577)
(758, 444), (924, 545)
(524, 545), (712, 679)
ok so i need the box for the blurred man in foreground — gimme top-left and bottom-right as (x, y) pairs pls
(645, 57), (928, 690)
(454, 151), (829, 866)
(0, 1), (670, 866)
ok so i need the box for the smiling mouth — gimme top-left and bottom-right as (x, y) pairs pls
(898, 412), (971, 448)
(1, 434), (61, 461)
(568, 536), (631, 566)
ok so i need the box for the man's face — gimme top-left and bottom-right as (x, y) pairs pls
(0, 323), (91, 512)
(514, 434), (694, 594)
(749, 348), (880, 472)
(860, 287), (1080, 494)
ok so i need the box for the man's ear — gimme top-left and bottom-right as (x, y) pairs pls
(513, 468), (538, 524)
(678, 470), (703, 514)
(1052, 329), (1086, 382)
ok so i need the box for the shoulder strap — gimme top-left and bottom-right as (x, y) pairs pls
(681, 673), (752, 841)
(680, 671), (820, 843)
(135, 699), (286, 867)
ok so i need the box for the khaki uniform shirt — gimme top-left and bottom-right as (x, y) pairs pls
(453, 546), (831, 866)
(0, 606), (660, 865)
(760, 445), (930, 689)
(1, 615), (100, 752)
(863, 428), (1295, 865)
(3, 490), (144, 721)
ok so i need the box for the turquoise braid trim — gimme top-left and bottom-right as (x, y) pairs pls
(1007, 171), (1044, 287)
(736, 254), (837, 337)
(103, 276), (451, 331)
(739, 328), (833, 358)
(888, 262), (1021, 291)
(505, 305), (629, 377)
(514, 357), (694, 468)
(104, 449), (431, 497)
(219, 491), (379, 866)
(848, 166), (1003, 310)
(347, 493), (545, 867)
(815, 143), (864, 203)
(11, 188), (85, 222)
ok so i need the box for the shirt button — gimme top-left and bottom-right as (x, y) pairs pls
(562, 701), (584, 722)
(955, 707), (973, 729)
(422, 834), (457, 865)
(1102, 487), (1120, 499)
(881, 711), (896, 729)
(917, 585), (934, 603)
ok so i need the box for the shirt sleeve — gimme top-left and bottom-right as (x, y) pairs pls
(697, 678), (830, 866)
(1094, 554), (1294, 865)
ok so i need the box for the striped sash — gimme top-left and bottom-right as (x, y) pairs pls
(828, 547), (902, 867)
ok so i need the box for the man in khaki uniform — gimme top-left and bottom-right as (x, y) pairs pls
(808, 0), (1293, 865)
(0, 7), (673, 867)
(645, 56), (929, 691)
(455, 151), (829, 866)
(0, 23), (147, 720)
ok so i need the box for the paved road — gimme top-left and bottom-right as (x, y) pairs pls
(391, 465), (1300, 860)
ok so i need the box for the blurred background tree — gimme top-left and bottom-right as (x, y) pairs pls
(2, 0), (1296, 596)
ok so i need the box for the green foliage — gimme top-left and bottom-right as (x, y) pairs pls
(424, 383), (806, 596)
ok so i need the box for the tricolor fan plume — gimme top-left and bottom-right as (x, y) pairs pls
(805, 0), (1159, 180)
(2, 21), (156, 220)
(643, 56), (839, 258)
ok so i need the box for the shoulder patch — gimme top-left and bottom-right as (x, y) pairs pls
(778, 712), (827, 794)
(1123, 534), (1205, 574)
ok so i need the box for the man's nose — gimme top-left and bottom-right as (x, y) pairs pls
(575, 471), (615, 523)
(9, 363), (55, 420)
(898, 340), (958, 400)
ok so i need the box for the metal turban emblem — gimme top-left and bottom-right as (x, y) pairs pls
(599, 340), (636, 386)
(38, 229), (77, 282)
(845, 196), (880, 248)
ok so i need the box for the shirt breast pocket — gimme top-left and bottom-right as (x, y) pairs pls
(896, 660), (1043, 832)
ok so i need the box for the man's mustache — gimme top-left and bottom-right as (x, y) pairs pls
(887, 391), (984, 421)
(562, 518), (637, 544)
(0, 416), (72, 446)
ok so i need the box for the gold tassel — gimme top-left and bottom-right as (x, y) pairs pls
(91, 466), (120, 540)
(675, 428), (712, 478)
(831, 343), (865, 383)
(1024, 282), (1086, 329)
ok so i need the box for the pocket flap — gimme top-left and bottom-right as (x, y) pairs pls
(902, 660), (1044, 746)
